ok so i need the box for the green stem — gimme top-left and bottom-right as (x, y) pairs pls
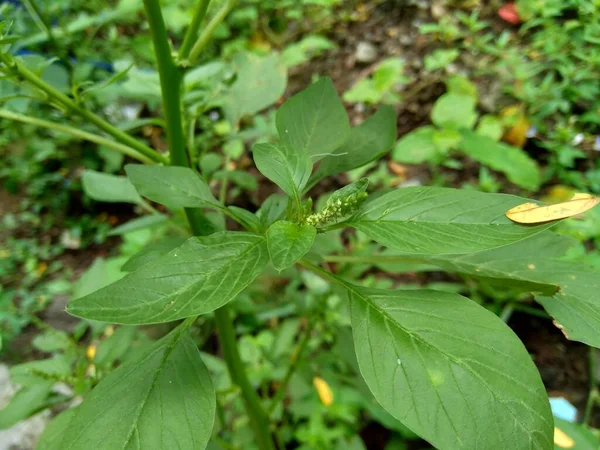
(187, 118), (197, 168)
(15, 4), (143, 49)
(509, 303), (550, 319)
(143, 0), (217, 235)
(583, 346), (598, 426)
(499, 304), (514, 323)
(188, 0), (238, 63)
(268, 319), (314, 415)
(324, 254), (428, 265)
(179, 0), (211, 61)
(142, 2), (273, 448)
(219, 155), (231, 203)
(22, 0), (74, 73)
(299, 259), (349, 288)
(214, 307), (275, 450)
(0, 54), (167, 164)
(0, 109), (154, 164)
(143, 0), (186, 166)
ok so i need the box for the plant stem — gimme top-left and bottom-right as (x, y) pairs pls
(0, 109), (154, 164)
(188, 0), (238, 63)
(179, 0), (211, 61)
(509, 303), (550, 319)
(22, 0), (74, 73)
(143, 0), (186, 166)
(0, 54), (167, 164)
(499, 304), (514, 323)
(187, 118), (197, 168)
(220, 155), (231, 203)
(214, 307), (275, 450)
(299, 259), (349, 287)
(15, 5), (144, 49)
(142, 2), (274, 448)
(268, 319), (315, 415)
(323, 254), (428, 265)
(143, 0), (217, 235)
(583, 346), (598, 426)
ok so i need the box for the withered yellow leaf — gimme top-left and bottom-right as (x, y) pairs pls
(506, 193), (600, 224)
(501, 105), (530, 148)
(553, 427), (575, 448)
(313, 376), (334, 407)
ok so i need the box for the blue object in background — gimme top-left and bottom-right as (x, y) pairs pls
(550, 397), (578, 422)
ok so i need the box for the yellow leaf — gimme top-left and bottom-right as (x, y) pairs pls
(506, 193), (600, 224)
(313, 376), (334, 407)
(501, 105), (529, 148)
(553, 427), (575, 448)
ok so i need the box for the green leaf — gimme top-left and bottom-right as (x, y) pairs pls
(253, 142), (312, 201)
(32, 330), (71, 352)
(68, 232), (269, 324)
(347, 187), (553, 255)
(95, 326), (138, 366)
(107, 214), (168, 236)
(0, 382), (53, 429)
(37, 408), (77, 450)
(72, 258), (124, 300)
(125, 164), (220, 209)
(476, 115), (503, 141)
(445, 75), (478, 99)
(348, 285), (553, 450)
(213, 170), (258, 191)
(383, 232), (600, 347)
(276, 78), (350, 160)
(431, 93), (477, 129)
(82, 170), (142, 204)
(121, 237), (187, 272)
(10, 356), (72, 386)
(415, 232), (573, 293)
(267, 221), (316, 270)
(343, 58), (407, 105)
(392, 126), (439, 164)
(424, 49), (460, 71)
(311, 106), (397, 185)
(59, 328), (215, 450)
(228, 206), (262, 232)
(257, 194), (288, 227)
(223, 52), (287, 124)
(459, 131), (540, 190)
(282, 35), (336, 67)
(327, 178), (369, 205)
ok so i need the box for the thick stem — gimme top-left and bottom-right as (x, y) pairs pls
(188, 0), (238, 63)
(142, 0), (186, 166)
(0, 109), (154, 164)
(179, 0), (211, 61)
(143, 0), (217, 235)
(142, 2), (274, 448)
(0, 54), (167, 164)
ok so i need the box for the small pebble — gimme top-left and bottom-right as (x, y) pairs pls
(355, 41), (378, 63)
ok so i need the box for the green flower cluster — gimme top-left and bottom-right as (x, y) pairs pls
(305, 191), (368, 227)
